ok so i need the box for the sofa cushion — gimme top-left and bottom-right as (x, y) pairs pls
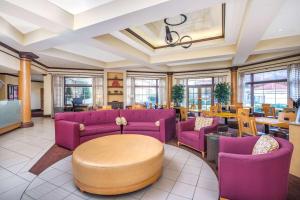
(123, 122), (159, 131)
(194, 117), (213, 131)
(80, 123), (120, 136)
(252, 135), (279, 155)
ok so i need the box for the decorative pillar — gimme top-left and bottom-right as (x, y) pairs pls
(167, 72), (173, 108)
(18, 52), (38, 128)
(230, 66), (238, 105)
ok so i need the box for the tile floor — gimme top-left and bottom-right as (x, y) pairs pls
(0, 118), (219, 200)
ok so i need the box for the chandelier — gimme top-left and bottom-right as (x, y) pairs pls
(164, 14), (192, 48)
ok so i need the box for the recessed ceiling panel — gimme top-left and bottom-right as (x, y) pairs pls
(126, 4), (224, 49)
(48, 0), (114, 14)
(55, 42), (125, 62)
(0, 12), (40, 34)
(262, 0), (300, 40)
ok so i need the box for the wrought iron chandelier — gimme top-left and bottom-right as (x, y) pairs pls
(164, 14), (192, 48)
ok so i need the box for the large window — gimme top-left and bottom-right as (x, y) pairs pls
(243, 69), (288, 112)
(64, 77), (93, 105)
(134, 79), (159, 105)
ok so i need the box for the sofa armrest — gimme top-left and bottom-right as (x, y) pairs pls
(55, 120), (80, 150)
(219, 136), (258, 155)
(218, 151), (291, 200)
(178, 118), (195, 132)
(159, 116), (176, 142)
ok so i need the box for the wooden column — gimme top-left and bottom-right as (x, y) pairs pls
(167, 72), (173, 108)
(18, 52), (38, 128)
(230, 67), (238, 105)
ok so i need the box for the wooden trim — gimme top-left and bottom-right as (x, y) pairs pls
(126, 3), (226, 49)
(0, 122), (21, 135)
(0, 42), (19, 54)
(0, 73), (44, 83)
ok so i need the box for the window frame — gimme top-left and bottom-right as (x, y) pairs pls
(133, 79), (159, 104)
(244, 71), (288, 112)
(64, 77), (93, 106)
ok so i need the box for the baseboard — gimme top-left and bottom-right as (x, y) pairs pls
(0, 122), (21, 135)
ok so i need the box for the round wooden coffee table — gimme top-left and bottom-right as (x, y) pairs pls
(72, 134), (164, 195)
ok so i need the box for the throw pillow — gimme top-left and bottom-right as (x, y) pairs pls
(194, 117), (213, 131)
(115, 117), (122, 126)
(79, 123), (85, 131)
(252, 135), (279, 155)
(121, 117), (127, 126)
(155, 121), (160, 126)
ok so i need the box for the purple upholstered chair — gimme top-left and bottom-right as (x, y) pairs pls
(178, 117), (219, 157)
(218, 136), (293, 200)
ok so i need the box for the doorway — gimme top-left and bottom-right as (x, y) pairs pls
(188, 86), (213, 110)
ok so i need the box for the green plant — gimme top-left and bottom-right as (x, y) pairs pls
(172, 84), (184, 107)
(214, 82), (231, 105)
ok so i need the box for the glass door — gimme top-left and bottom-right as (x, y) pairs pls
(188, 86), (212, 110)
(200, 87), (212, 111)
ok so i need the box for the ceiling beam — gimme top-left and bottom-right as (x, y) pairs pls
(39, 48), (105, 68)
(151, 45), (235, 64)
(232, 0), (285, 65)
(0, 0), (73, 33)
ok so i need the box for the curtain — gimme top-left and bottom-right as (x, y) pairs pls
(238, 72), (245, 103)
(288, 63), (300, 102)
(126, 76), (135, 105)
(93, 76), (104, 106)
(159, 77), (166, 105)
(52, 75), (64, 114)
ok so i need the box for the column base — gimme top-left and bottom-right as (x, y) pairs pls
(21, 121), (34, 128)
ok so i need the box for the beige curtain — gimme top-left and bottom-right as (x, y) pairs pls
(52, 75), (64, 114)
(288, 63), (300, 101)
(93, 76), (104, 106)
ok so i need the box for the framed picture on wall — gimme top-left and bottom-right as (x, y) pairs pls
(7, 84), (18, 100)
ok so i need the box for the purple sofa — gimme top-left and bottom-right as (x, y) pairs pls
(55, 110), (121, 150)
(120, 109), (176, 142)
(55, 109), (176, 150)
(178, 117), (219, 156)
(219, 136), (293, 200)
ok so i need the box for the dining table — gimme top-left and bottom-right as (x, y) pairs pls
(214, 112), (237, 124)
(255, 117), (289, 134)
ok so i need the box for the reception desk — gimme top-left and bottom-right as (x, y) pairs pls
(289, 122), (300, 178)
(0, 100), (21, 135)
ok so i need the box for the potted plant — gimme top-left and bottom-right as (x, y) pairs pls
(214, 82), (231, 109)
(172, 84), (184, 107)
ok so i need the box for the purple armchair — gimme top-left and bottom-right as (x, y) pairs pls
(178, 117), (219, 156)
(218, 136), (293, 200)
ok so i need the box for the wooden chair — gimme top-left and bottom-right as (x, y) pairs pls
(229, 103), (243, 113)
(202, 105), (218, 117)
(179, 107), (188, 121)
(263, 106), (276, 118)
(132, 104), (146, 110)
(237, 108), (250, 116)
(237, 115), (258, 137)
(270, 112), (296, 139)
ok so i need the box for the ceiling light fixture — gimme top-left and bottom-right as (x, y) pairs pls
(164, 14), (192, 49)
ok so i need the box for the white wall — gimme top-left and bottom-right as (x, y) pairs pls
(31, 82), (43, 110)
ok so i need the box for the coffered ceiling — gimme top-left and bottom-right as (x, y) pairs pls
(0, 0), (299, 73)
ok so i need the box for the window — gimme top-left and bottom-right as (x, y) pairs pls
(64, 77), (93, 105)
(243, 70), (288, 112)
(134, 79), (159, 105)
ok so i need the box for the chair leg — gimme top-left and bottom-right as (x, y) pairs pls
(201, 151), (205, 158)
(177, 141), (180, 147)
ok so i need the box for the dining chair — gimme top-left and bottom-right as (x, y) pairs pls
(237, 115), (264, 137)
(99, 105), (112, 110)
(179, 107), (188, 121)
(263, 106), (276, 118)
(270, 112), (296, 139)
(132, 104), (146, 110)
(237, 108), (250, 116)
